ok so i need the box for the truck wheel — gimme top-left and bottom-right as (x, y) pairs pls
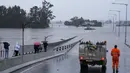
(85, 64), (88, 70)
(80, 64), (88, 73)
(81, 64), (88, 69)
(101, 65), (106, 73)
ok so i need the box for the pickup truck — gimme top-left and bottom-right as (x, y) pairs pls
(79, 41), (107, 71)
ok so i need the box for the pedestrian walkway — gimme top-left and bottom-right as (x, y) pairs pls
(0, 36), (76, 60)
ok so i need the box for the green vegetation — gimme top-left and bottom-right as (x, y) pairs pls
(0, 0), (55, 28)
(64, 16), (102, 27)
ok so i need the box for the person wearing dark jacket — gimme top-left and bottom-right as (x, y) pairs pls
(34, 44), (39, 53)
(43, 41), (48, 52)
(3, 42), (10, 58)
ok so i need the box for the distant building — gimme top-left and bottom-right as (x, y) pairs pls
(116, 21), (130, 26)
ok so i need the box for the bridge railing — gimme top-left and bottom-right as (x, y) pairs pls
(0, 36), (77, 59)
(0, 37), (80, 73)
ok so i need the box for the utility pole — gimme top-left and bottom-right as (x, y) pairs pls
(22, 23), (24, 61)
(125, 4), (128, 44)
(113, 17), (115, 31)
(109, 10), (121, 37)
(112, 3), (128, 44)
(118, 11), (120, 37)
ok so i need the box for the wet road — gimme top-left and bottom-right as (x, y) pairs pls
(20, 24), (130, 73)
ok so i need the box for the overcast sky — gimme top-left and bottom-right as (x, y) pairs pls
(0, 0), (130, 21)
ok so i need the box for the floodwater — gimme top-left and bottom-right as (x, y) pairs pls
(0, 23), (130, 57)
(7, 23), (130, 73)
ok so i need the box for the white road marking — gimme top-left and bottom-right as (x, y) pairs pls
(20, 62), (43, 73)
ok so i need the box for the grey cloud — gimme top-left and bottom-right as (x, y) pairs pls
(0, 0), (130, 21)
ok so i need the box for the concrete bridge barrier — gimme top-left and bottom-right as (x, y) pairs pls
(18, 36), (77, 55)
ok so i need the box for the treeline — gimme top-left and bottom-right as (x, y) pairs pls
(0, 0), (55, 28)
(105, 20), (112, 24)
(64, 16), (102, 27)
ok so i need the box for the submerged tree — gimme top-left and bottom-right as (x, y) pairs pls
(64, 17), (102, 27)
(64, 16), (85, 27)
(29, 0), (55, 28)
(0, 5), (26, 28)
(0, 0), (55, 28)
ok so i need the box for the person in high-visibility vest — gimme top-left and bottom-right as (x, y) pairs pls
(111, 45), (120, 73)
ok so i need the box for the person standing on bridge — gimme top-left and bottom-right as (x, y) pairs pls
(111, 45), (120, 73)
(43, 41), (48, 52)
(34, 42), (40, 53)
(3, 42), (10, 59)
(14, 42), (20, 56)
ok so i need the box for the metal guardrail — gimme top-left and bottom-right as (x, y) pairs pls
(53, 43), (77, 51)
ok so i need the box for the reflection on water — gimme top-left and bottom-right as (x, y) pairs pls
(55, 54), (69, 63)
(0, 24), (130, 61)
(124, 56), (130, 73)
(22, 62), (51, 73)
(21, 53), (74, 73)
